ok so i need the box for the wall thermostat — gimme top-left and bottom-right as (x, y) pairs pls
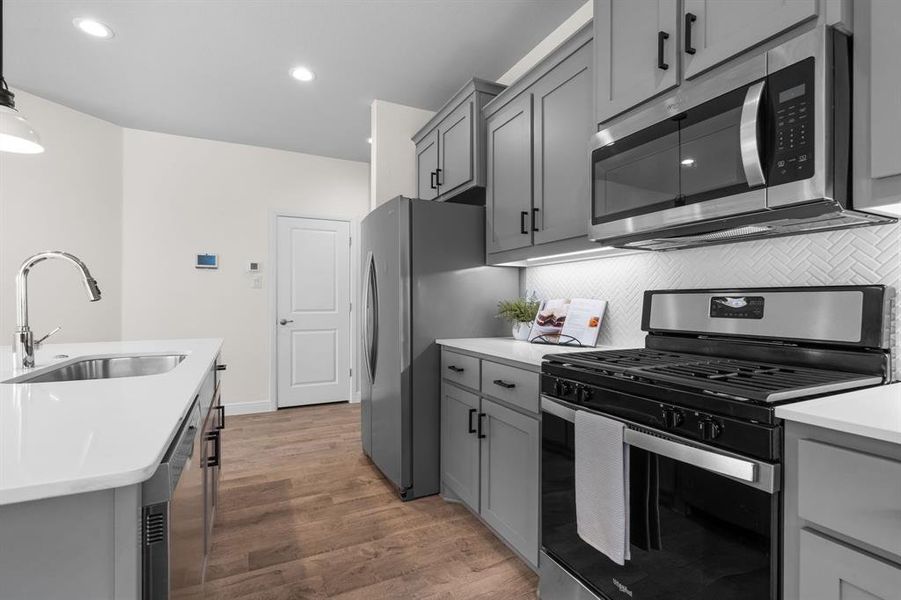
(196, 253), (219, 269)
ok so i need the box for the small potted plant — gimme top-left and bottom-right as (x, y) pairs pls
(497, 296), (540, 341)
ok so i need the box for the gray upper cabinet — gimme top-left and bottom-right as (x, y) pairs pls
(440, 382), (480, 512)
(533, 42), (593, 245)
(681, 0), (818, 79)
(416, 128), (440, 201)
(484, 23), (595, 265)
(439, 100), (474, 197)
(595, 0), (680, 124)
(479, 397), (540, 567)
(486, 93), (533, 254)
(853, 0), (901, 215)
(413, 79), (505, 203)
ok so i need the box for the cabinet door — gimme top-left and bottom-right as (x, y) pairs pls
(441, 383), (480, 511)
(416, 129), (439, 201)
(682, 0), (817, 79)
(438, 100), (474, 198)
(533, 42), (593, 245)
(486, 94), (533, 253)
(595, 0), (679, 124)
(799, 530), (901, 599)
(479, 398), (540, 566)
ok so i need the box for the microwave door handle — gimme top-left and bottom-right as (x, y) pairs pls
(740, 81), (767, 188)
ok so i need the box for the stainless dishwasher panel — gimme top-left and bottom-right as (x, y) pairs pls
(142, 397), (205, 600)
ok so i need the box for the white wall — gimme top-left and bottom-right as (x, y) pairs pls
(370, 99), (434, 210)
(0, 89), (123, 343)
(120, 129), (369, 411)
(496, 1), (592, 85)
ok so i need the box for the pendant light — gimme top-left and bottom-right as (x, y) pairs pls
(0, 0), (43, 154)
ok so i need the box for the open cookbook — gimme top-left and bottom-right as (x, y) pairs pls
(528, 298), (608, 347)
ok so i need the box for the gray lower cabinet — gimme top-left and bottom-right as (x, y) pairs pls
(479, 397), (540, 566)
(413, 78), (505, 203)
(484, 23), (595, 265)
(486, 93), (533, 253)
(799, 529), (901, 600)
(440, 382), (480, 511)
(784, 421), (901, 599)
(439, 348), (541, 570)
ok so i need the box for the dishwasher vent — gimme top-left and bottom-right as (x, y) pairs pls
(143, 511), (166, 546)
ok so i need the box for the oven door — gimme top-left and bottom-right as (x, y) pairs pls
(541, 397), (780, 600)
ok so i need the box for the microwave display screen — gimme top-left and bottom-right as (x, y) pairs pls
(779, 84), (806, 104)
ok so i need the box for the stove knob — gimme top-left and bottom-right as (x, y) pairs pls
(698, 418), (723, 440)
(560, 381), (575, 397)
(578, 385), (594, 402)
(553, 379), (564, 396)
(661, 407), (684, 429)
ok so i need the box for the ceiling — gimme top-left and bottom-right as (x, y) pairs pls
(4, 0), (584, 162)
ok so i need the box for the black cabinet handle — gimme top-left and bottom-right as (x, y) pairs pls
(447, 365), (464, 373)
(206, 431), (221, 467)
(477, 413), (486, 439)
(216, 364), (227, 371)
(493, 379), (516, 389)
(468, 408), (477, 434)
(684, 13), (697, 55)
(436, 168), (443, 186)
(430, 171), (437, 190)
(520, 211), (528, 234)
(216, 404), (225, 431)
(531, 207), (540, 232)
(657, 31), (670, 70)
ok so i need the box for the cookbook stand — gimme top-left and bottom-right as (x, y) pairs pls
(529, 334), (588, 347)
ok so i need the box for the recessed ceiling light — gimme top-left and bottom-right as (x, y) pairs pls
(367, 137), (372, 144)
(290, 66), (315, 82)
(680, 158), (696, 167)
(73, 17), (114, 39)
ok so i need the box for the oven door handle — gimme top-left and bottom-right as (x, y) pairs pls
(540, 396), (778, 493)
(740, 80), (767, 188)
(624, 428), (759, 484)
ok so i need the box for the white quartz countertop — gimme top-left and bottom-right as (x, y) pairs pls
(775, 384), (901, 445)
(0, 338), (223, 506)
(436, 337), (619, 369)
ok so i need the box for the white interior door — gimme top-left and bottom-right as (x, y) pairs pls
(276, 216), (351, 407)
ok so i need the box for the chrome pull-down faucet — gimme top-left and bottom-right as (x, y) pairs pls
(13, 251), (101, 368)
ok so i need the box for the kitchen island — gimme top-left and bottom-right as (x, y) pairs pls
(0, 338), (223, 599)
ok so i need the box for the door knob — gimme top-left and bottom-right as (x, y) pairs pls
(279, 319), (294, 325)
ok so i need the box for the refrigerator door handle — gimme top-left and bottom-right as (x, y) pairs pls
(362, 252), (376, 383)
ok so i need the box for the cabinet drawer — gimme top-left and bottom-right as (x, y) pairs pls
(441, 350), (480, 390)
(798, 440), (901, 556)
(481, 361), (539, 413)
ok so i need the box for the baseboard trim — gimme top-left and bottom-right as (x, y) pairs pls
(224, 400), (273, 415)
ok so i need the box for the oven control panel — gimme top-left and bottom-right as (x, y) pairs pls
(767, 57), (815, 186)
(710, 296), (765, 319)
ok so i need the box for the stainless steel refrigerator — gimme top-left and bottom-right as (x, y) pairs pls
(360, 196), (518, 500)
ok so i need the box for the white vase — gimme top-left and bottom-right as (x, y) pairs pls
(512, 321), (531, 341)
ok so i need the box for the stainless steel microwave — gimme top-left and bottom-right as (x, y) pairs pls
(589, 27), (894, 251)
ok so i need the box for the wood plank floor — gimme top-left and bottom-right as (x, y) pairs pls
(189, 403), (538, 599)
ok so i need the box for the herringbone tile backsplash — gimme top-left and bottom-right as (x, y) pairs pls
(523, 223), (901, 375)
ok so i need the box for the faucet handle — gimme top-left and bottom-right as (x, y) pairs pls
(35, 326), (61, 347)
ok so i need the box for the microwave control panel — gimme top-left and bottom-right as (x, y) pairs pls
(767, 58), (815, 186)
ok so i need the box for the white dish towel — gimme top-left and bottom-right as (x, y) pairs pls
(575, 409), (630, 565)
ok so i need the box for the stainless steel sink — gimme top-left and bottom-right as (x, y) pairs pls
(5, 354), (186, 384)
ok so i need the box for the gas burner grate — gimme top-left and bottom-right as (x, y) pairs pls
(558, 348), (704, 371)
(638, 359), (882, 402)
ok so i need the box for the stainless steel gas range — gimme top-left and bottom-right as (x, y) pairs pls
(539, 286), (893, 600)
